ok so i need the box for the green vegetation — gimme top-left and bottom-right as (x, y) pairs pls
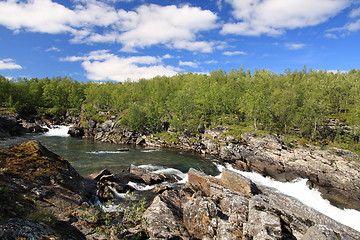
(1, 67), (359, 151)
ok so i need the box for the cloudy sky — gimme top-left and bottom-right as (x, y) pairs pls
(0, 0), (359, 82)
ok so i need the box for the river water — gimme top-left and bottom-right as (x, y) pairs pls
(1, 126), (359, 231)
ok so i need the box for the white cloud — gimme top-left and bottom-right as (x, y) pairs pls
(46, 46), (61, 52)
(223, 50), (247, 56)
(284, 43), (307, 50)
(0, 0), (118, 34)
(325, 70), (348, 74)
(205, 60), (218, 64)
(349, 7), (360, 18)
(222, 0), (351, 36)
(162, 54), (173, 59)
(0, 1), (218, 53)
(116, 4), (219, 52)
(179, 61), (199, 68)
(0, 58), (22, 70)
(343, 19), (360, 32)
(324, 33), (338, 39)
(61, 51), (178, 82)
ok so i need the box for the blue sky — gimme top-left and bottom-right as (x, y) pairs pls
(0, 0), (359, 82)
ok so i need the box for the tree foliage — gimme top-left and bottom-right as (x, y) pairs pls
(0, 68), (359, 145)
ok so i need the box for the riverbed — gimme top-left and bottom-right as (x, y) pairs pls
(1, 126), (359, 231)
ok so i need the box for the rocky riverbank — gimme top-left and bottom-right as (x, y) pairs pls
(0, 141), (359, 239)
(69, 119), (360, 211)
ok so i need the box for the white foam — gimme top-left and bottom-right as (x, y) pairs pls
(86, 150), (128, 154)
(220, 163), (360, 232)
(141, 149), (161, 153)
(43, 125), (71, 137)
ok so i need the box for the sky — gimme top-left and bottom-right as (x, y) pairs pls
(0, 0), (359, 82)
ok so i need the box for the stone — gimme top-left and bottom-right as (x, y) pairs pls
(301, 225), (345, 240)
(218, 168), (261, 198)
(68, 126), (85, 137)
(183, 196), (217, 239)
(187, 168), (211, 196)
(144, 196), (183, 239)
(129, 165), (171, 185)
(0, 218), (58, 240)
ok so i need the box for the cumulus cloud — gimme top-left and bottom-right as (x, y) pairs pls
(222, 0), (351, 36)
(0, 0), (118, 34)
(179, 61), (199, 68)
(0, 58), (22, 70)
(284, 43), (307, 50)
(61, 50), (178, 82)
(223, 50), (247, 56)
(116, 4), (218, 52)
(0, 1), (218, 53)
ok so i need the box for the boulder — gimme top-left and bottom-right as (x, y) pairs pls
(0, 218), (58, 240)
(129, 165), (176, 185)
(68, 126), (85, 137)
(183, 196), (217, 239)
(144, 195), (184, 239)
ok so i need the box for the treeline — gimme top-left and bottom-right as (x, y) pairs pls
(1, 68), (359, 143)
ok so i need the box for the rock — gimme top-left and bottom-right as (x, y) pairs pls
(183, 196), (217, 239)
(135, 136), (146, 145)
(86, 169), (112, 181)
(150, 184), (172, 194)
(218, 168), (261, 198)
(219, 133), (360, 210)
(68, 126), (85, 137)
(301, 225), (346, 240)
(0, 218), (58, 240)
(243, 196), (283, 240)
(187, 168), (212, 196)
(0, 117), (25, 137)
(0, 141), (97, 239)
(129, 165), (175, 185)
(144, 195), (183, 239)
(117, 148), (129, 151)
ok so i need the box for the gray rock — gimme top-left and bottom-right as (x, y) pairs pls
(144, 196), (183, 239)
(183, 196), (217, 239)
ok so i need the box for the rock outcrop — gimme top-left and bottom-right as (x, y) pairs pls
(0, 141), (96, 239)
(0, 116), (25, 137)
(219, 133), (360, 210)
(143, 168), (360, 239)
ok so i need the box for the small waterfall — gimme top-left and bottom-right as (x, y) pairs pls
(220, 163), (360, 232)
(43, 125), (71, 137)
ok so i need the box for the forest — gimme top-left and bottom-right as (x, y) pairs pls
(1, 67), (359, 152)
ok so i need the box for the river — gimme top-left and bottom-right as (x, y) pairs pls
(1, 126), (359, 231)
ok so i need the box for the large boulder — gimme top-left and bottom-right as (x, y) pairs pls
(0, 141), (96, 239)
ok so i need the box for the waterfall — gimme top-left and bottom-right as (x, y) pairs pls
(43, 125), (71, 137)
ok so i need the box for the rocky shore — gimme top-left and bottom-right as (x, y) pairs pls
(0, 141), (359, 239)
(68, 119), (360, 211)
